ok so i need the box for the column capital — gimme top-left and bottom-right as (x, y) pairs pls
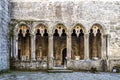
(49, 33), (53, 37)
(84, 34), (89, 39)
(67, 34), (71, 38)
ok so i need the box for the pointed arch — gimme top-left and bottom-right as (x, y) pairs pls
(17, 23), (31, 60)
(14, 22), (31, 36)
(71, 23), (86, 34)
(53, 23), (67, 66)
(89, 23), (104, 60)
(34, 23), (49, 60)
(90, 23), (104, 34)
(71, 23), (86, 60)
(53, 23), (67, 36)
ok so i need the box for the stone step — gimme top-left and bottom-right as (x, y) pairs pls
(52, 67), (67, 70)
(47, 69), (73, 73)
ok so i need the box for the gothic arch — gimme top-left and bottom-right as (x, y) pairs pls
(89, 22), (106, 34)
(32, 22), (49, 35)
(34, 24), (49, 60)
(34, 24), (49, 36)
(89, 23), (104, 60)
(53, 23), (67, 36)
(16, 23), (31, 60)
(71, 23), (86, 34)
(90, 23), (104, 34)
(71, 23), (86, 60)
(14, 22), (31, 35)
(53, 23), (67, 66)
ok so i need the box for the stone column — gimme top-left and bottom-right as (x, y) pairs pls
(84, 34), (89, 59)
(48, 33), (54, 69)
(106, 34), (110, 59)
(14, 35), (18, 60)
(102, 35), (106, 59)
(66, 33), (71, 68)
(10, 37), (13, 57)
(31, 34), (36, 61)
(67, 35), (71, 59)
(106, 34), (110, 71)
(13, 35), (16, 58)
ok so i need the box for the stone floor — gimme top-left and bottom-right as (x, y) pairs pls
(0, 71), (120, 80)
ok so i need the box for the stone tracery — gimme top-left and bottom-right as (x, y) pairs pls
(13, 22), (107, 70)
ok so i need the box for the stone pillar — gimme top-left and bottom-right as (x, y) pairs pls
(101, 35), (106, 59)
(106, 34), (110, 71)
(101, 34), (110, 60)
(84, 34), (89, 59)
(48, 33), (54, 69)
(13, 35), (16, 58)
(106, 34), (110, 59)
(31, 34), (36, 60)
(10, 37), (14, 58)
(14, 35), (18, 60)
(66, 33), (71, 68)
(67, 35), (71, 59)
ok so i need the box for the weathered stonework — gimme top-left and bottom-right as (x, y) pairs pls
(9, 0), (120, 71)
(0, 0), (10, 71)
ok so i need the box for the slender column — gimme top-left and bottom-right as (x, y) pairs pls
(66, 32), (71, 68)
(85, 34), (89, 59)
(13, 35), (16, 58)
(48, 32), (54, 69)
(31, 34), (36, 60)
(14, 35), (18, 60)
(67, 34), (71, 59)
(11, 38), (13, 57)
(102, 35), (106, 59)
(107, 34), (110, 71)
(101, 34), (110, 59)
(106, 34), (110, 59)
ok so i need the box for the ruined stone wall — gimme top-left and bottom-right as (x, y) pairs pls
(10, 0), (120, 58)
(0, 0), (10, 71)
(10, 0), (120, 71)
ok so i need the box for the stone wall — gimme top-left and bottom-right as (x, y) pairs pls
(0, 0), (10, 71)
(67, 60), (102, 71)
(10, 1), (120, 55)
(10, 0), (120, 71)
(13, 61), (47, 70)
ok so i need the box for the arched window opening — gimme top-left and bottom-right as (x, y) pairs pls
(89, 29), (95, 59)
(71, 29), (77, 60)
(96, 29), (102, 58)
(53, 24), (67, 67)
(35, 25), (48, 61)
(43, 29), (48, 57)
(18, 29), (23, 60)
(35, 29), (42, 60)
(18, 26), (31, 61)
(71, 24), (85, 60)
(24, 29), (31, 60)
(89, 24), (102, 60)
(78, 29), (84, 59)
(61, 29), (67, 40)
